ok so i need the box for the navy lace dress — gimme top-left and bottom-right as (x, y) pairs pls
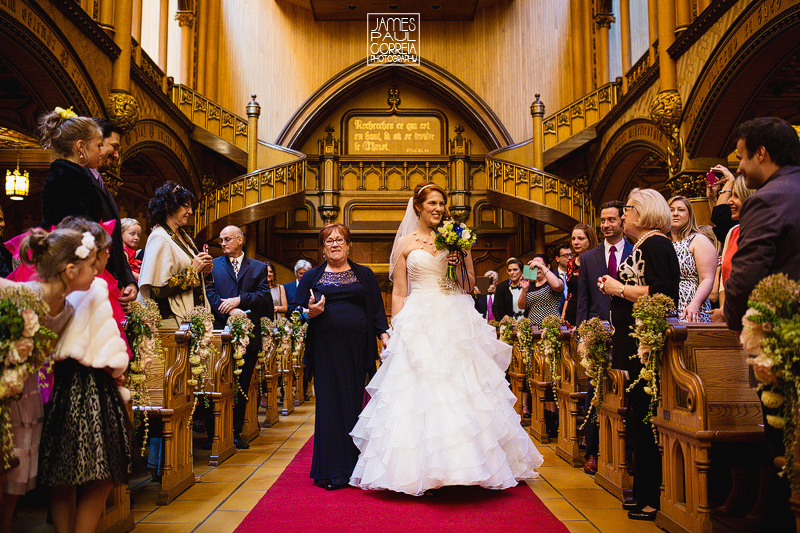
(308, 269), (371, 486)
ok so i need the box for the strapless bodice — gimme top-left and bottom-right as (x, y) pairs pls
(406, 249), (447, 292)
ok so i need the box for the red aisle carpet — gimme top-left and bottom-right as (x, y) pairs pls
(235, 437), (570, 533)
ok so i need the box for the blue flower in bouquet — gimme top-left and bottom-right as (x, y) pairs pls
(434, 219), (477, 253)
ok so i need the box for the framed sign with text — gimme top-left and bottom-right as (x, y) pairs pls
(342, 109), (447, 156)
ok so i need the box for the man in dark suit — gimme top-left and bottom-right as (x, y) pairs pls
(724, 117), (800, 529)
(40, 118), (137, 306)
(576, 200), (632, 475)
(206, 225), (273, 449)
(492, 258), (525, 320)
(284, 259), (312, 316)
(473, 270), (498, 320)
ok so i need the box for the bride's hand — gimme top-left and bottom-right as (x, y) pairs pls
(447, 251), (460, 265)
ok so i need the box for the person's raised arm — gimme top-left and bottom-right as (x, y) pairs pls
(683, 234), (718, 321)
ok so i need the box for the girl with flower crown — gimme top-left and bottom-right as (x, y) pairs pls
(0, 227), (97, 532)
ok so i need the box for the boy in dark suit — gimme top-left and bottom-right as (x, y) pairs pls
(206, 225), (273, 449)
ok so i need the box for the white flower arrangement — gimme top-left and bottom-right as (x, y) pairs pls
(227, 314), (254, 403)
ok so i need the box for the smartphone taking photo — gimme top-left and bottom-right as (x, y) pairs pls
(522, 265), (538, 281)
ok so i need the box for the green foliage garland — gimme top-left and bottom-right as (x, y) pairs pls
(227, 314), (254, 404)
(186, 306), (216, 429)
(577, 318), (613, 429)
(540, 314), (566, 385)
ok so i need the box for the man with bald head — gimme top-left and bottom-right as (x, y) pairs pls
(206, 225), (273, 449)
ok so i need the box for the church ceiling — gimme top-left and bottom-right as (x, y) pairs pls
(282, 0), (500, 21)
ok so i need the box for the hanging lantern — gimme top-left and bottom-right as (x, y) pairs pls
(5, 165), (29, 200)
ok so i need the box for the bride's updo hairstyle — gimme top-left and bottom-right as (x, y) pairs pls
(19, 228), (88, 280)
(412, 181), (447, 217)
(36, 108), (101, 159)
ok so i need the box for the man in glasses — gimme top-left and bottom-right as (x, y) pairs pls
(554, 244), (572, 315)
(206, 225), (273, 449)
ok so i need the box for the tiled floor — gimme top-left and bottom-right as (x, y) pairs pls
(12, 401), (661, 533)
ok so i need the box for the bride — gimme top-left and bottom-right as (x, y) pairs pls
(350, 181), (543, 496)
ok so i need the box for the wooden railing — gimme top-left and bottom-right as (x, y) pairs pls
(542, 81), (620, 152)
(625, 50), (654, 93)
(194, 157), (306, 243)
(170, 84), (249, 151)
(486, 156), (594, 231)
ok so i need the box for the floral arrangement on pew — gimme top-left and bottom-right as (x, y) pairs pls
(540, 314), (566, 385)
(186, 306), (216, 429)
(288, 310), (308, 381)
(739, 273), (800, 489)
(0, 286), (57, 471)
(626, 293), (675, 439)
(516, 318), (536, 394)
(263, 316), (291, 393)
(227, 313), (253, 404)
(433, 219), (477, 294)
(124, 298), (164, 455)
(577, 318), (614, 429)
(498, 315), (517, 346)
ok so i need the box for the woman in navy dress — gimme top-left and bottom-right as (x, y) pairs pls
(291, 223), (389, 490)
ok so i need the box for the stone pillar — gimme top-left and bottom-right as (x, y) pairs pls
(697, 0), (711, 12)
(246, 95), (260, 174)
(570, 0), (586, 100)
(448, 125), (471, 222)
(245, 224), (257, 258)
(581, 0), (594, 90)
(107, 0), (139, 133)
(317, 125), (341, 224)
(531, 94), (545, 170)
(205, 0), (220, 101)
(176, 10), (195, 87)
(158, 0), (169, 70)
(619, 0), (632, 73)
(650, 0), (682, 177)
(594, 13), (615, 86)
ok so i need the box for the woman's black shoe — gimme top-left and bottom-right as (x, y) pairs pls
(325, 482), (347, 491)
(622, 501), (639, 511)
(627, 509), (657, 521)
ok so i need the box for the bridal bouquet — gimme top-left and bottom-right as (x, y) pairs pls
(0, 286), (57, 470)
(739, 273), (800, 487)
(434, 219), (477, 292)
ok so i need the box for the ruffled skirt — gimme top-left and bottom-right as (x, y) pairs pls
(350, 288), (543, 496)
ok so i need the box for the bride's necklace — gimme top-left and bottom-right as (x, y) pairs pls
(634, 229), (661, 251)
(413, 230), (435, 247)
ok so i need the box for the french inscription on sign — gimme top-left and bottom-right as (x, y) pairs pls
(347, 116), (441, 155)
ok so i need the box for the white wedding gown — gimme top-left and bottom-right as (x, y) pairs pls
(350, 249), (543, 496)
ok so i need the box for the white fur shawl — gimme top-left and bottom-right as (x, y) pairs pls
(138, 225), (197, 322)
(56, 277), (129, 379)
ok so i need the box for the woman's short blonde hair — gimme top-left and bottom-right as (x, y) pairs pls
(628, 188), (671, 234)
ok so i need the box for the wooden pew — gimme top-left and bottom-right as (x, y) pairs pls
(137, 325), (195, 505)
(260, 342), (280, 427)
(654, 321), (763, 533)
(204, 328), (236, 467)
(594, 367), (632, 503)
(279, 336), (296, 415)
(776, 446), (800, 532)
(555, 328), (588, 467)
(508, 344), (525, 418)
(240, 361), (261, 443)
(294, 353), (305, 406)
(529, 327), (551, 444)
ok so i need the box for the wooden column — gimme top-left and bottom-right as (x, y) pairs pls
(531, 94), (545, 170)
(448, 125), (471, 222)
(246, 95), (260, 173)
(132, 0), (143, 44)
(317, 125), (341, 224)
(581, 0), (593, 89)
(196, 0), (209, 94)
(111, 0), (133, 91)
(99, 0), (114, 30)
(534, 222), (545, 254)
(594, 13), (615, 86)
(697, 0), (711, 12)
(570, 0), (587, 100)
(204, 0), (220, 101)
(656, 0), (677, 90)
(619, 0), (632, 73)
(176, 11), (195, 87)
(675, 0), (692, 34)
(648, 0), (658, 63)
(158, 0), (169, 70)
